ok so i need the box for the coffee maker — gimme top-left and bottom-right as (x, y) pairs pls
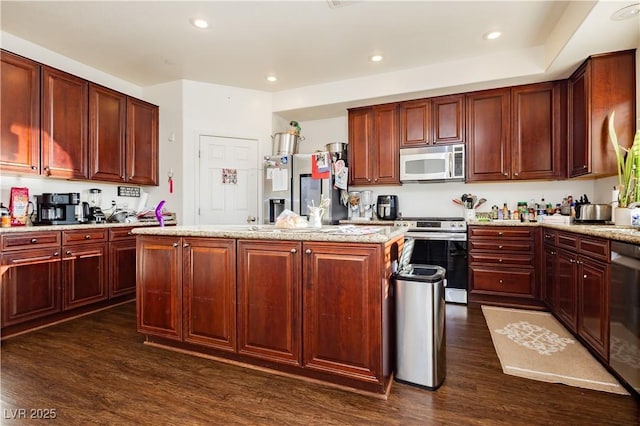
(83, 188), (106, 224)
(35, 193), (81, 225)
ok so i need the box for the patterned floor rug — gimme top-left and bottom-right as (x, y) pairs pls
(482, 306), (628, 395)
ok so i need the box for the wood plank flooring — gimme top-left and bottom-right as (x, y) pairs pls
(1, 302), (638, 425)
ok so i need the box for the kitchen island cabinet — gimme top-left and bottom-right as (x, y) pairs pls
(133, 225), (403, 397)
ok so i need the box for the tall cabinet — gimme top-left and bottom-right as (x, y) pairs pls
(568, 50), (636, 178)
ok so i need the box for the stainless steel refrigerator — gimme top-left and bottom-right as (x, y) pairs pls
(263, 154), (293, 224)
(292, 153), (347, 225)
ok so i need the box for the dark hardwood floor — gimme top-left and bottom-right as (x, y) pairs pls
(1, 302), (638, 425)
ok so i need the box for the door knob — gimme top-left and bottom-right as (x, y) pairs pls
(290, 248), (297, 254)
(246, 216), (257, 223)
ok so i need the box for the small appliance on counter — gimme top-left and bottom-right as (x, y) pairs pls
(574, 203), (612, 223)
(376, 195), (398, 220)
(34, 193), (81, 225)
(83, 188), (106, 224)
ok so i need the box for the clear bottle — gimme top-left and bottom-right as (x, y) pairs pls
(502, 203), (509, 220)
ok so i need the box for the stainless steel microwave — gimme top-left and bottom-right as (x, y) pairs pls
(399, 144), (465, 182)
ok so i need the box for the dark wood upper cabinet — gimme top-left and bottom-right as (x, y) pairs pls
(431, 94), (465, 145)
(568, 50), (636, 178)
(89, 84), (127, 182)
(127, 97), (159, 186)
(399, 99), (430, 147)
(465, 88), (511, 181)
(41, 66), (89, 179)
(511, 81), (566, 180)
(348, 104), (399, 186)
(0, 51), (41, 175)
(399, 95), (464, 148)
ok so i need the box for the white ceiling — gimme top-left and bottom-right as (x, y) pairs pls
(1, 1), (638, 104)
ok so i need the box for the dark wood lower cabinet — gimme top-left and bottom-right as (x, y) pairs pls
(184, 238), (236, 352)
(577, 257), (609, 361)
(109, 240), (136, 298)
(1, 249), (61, 327)
(554, 248), (578, 333)
(237, 240), (301, 365)
(303, 242), (382, 383)
(62, 243), (108, 310)
(136, 236), (182, 341)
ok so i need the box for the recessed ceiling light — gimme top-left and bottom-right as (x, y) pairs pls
(190, 18), (209, 29)
(611, 3), (640, 20)
(483, 31), (502, 40)
(266, 75), (278, 83)
(369, 55), (383, 62)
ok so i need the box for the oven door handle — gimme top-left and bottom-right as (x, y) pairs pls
(404, 232), (467, 241)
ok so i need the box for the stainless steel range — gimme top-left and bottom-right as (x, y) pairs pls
(394, 217), (468, 304)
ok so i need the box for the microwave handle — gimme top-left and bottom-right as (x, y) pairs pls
(447, 151), (453, 178)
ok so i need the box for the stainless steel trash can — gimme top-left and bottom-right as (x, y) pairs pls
(394, 264), (446, 390)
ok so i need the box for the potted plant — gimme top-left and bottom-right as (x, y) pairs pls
(609, 110), (640, 224)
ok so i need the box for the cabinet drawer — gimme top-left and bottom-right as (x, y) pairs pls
(469, 227), (534, 240)
(468, 240), (533, 252)
(62, 229), (108, 245)
(556, 231), (578, 250)
(578, 237), (609, 262)
(469, 252), (534, 267)
(1, 247), (61, 266)
(1, 232), (61, 251)
(470, 266), (535, 295)
(109, 226), (136, 241)
(542, 229), (557, 245)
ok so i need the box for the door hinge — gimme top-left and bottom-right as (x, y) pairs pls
(198, 208), (201, 215)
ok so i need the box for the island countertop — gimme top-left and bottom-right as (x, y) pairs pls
(132, 224), (405, 243)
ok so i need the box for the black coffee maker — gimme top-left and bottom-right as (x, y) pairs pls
(35, 193), (81, 225)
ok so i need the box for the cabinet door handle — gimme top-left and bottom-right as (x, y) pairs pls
(305, 249), (312, 254)
(551, 251), (556, 255)
(498, 259), (503, 263)
(84, 235), (91, 240)
(498, 232), (503, 236)
(498, 245), (503, 249)
(290, 248), (297, 254)
(173, 243), (179, 248)
(499, 279), (504, 284)
(53, 252), (59, 257)
(30, 238), (38, 244)
(503, 172), (508, 176)
(127, 232), (133, 236)
(569, 259), (575, 263)
(31, 165), (38, 170)
(514, 172), (519, 177)
(183, 243), (190, 248)
(583, 274), (587, 279)
(66, 250), (72, 256)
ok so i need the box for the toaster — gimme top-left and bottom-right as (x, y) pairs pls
(574, 204), (612, 222)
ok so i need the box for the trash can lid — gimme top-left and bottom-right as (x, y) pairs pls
(395, 264), (446, 282)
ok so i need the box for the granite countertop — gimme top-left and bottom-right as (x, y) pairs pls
(132, 224), (405, 243)
(0, 221), (175, 234)
(469, 220), (640, 245)
(339, 219), (396, 226)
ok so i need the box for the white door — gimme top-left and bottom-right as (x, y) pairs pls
(198, 135), (259, 225)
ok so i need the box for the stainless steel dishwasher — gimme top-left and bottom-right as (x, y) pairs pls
(610, 241), (640, 397)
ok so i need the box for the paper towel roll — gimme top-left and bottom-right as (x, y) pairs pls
(612, 188), (619, 209)
(137, 191), (149, 212)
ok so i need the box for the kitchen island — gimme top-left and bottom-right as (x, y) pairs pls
(132, 225), (405, 397)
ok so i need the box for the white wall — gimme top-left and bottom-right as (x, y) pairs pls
(180, 80), (273, 225)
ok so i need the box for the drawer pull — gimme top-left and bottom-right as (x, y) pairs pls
(499, 279), (504, 284)
(305, 249), (312, 254)
(290, 248), (297, 254)
(498, 259), (503, 263)
(127, 232), (133, 236)
(498, 245), (503, 249)
(84, 235), (91, 240)
(583, 274), (587, 279)
(30, 238), (38, 244)
(53, 252), (59, 257)
(498, 232), (503, 236)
